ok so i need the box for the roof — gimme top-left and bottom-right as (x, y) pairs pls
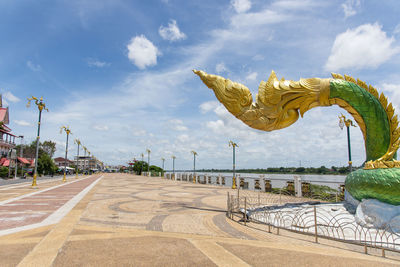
(54, 157), (74, 163)
(0, 107), (9, 125)
(18, 157), (30, 164)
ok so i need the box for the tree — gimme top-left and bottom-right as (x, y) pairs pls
(41, 141), (56, 158)
(132, 161), (148, 175)
(317, 165), (327, 174)
(0, 167), (8, 178)
(149, 165), (163, 173)
(37, 153), (57, 176)
(15, 140), (56, 159)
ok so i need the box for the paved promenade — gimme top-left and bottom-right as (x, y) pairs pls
(0, 173), (398, 266)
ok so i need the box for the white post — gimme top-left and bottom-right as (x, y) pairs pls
(294, 175), (302, 197)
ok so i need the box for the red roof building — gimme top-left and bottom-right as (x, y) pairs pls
(53, 157), (74, 168)
(0, 95), (16, 158)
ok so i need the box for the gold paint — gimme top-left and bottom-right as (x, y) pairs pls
(193, 69), (331, 132)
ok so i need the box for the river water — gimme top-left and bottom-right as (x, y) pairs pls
(167, 172), (346, 190)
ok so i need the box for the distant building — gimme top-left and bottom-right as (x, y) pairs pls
(0, 95), (16, 158)
(74, 156), (102, 171)
(54, 157), (74, 168)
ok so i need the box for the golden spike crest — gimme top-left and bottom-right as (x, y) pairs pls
(344, 74), (356, 84)
(331, 73), (344, 80)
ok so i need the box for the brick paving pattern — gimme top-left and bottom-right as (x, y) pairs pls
(0, 176), (99, 230)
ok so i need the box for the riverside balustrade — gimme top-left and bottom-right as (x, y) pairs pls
(163, 172), (345, 201)
(226, 189), (400, 256)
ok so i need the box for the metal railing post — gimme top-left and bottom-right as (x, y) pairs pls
(314, 206), (318, 243)
(244, 197), (247, 226)
(227, 192), (230, 217)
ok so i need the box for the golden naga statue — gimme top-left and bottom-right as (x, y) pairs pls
(193, 70), (332, 131)
(194, 69), (400, 205)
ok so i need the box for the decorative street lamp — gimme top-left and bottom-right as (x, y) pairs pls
(161, 158), (165, 171)
(146, 148), (151, 176)
(87, 150), (91, 174)
(60, 126), (72, 183)
(171, 155), (176, 179)
(83, 146), (88, 175)
(27, 96), (48, 187)
(74, 139), (81, 179)
(229, 141), (238, 189)
(339, 114), (356, 172)
(191, 150), (197, 183)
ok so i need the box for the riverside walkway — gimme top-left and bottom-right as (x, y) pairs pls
(0, 173), (398, 266)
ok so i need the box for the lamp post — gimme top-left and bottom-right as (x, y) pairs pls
(15, 135), (23, 179)
(339, 114), (356, 172)
(191, 151), (197, 183)
(83, 146), (87, 175)
(161, 158), (165, 171)
(141, 153), (144, 175)
(74, 139), (81, 178)
(146, 148), (151, 176)
(27, 96), (48, 187)
(60, 126), (72, 183)
(171, 155), (176, 180)
(161, 157), (165, 176)
(229, 141), (238, 190)
(87, 151), (91, 174)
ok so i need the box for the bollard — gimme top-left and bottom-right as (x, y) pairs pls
(222, 176), (225, 185)
(264, 179), (272, 192)
(364, 244), (368, 254)
(208, 176), (211, 184)
(217, 174), (221, 185)
(255, 179), (261, 190)
(382, 248), (385, 257)
(314, 206), (318, 243)
(240, 177), (245, 188)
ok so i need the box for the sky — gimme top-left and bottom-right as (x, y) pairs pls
(1, 0), (400, 170)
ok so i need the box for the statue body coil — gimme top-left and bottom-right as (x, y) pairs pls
(194, 69), (400, 205)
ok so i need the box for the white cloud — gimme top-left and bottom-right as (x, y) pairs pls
(159, 20), (186, 42)
(26, 60), (41, 72)
(231, 0), (251, 13)
(93, 125), (109, 131)
(380, 83), (400, 111)
(3, 92), (20, 103)
(246, 72), (257, 81)
(394, 24), (400, 35)
(87, 58), (110, 68)
(199, 101), (219, 114)
(325, 23), (400, 71)
(341, 0), (360, 18)
(252, 54), (264, 61)
(133, 129), (147, 136)
(230, 8), (289, 28)
(14, 120), (31, 127)
(271, 0), (318, 10)
(127, 35), (160, 69)
(169, 119), (188, 131)
(215, 62), (228, 74)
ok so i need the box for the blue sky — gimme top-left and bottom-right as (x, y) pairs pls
(1, 0), (400, 170)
